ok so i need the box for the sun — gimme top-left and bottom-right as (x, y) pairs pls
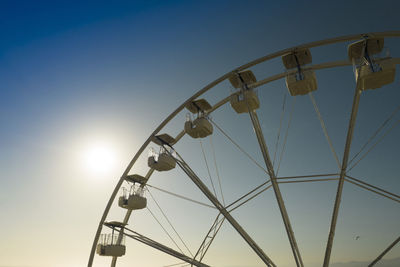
(82, 142), (117, 176)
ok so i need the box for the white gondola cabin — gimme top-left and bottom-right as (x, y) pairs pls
(230, 89), (260, 113)
(285, 70), (317, 96)
(185, 99), (213, 138)
(118, 187), (147, 210)
(97, 221), (126, 257)
(185, 116), (213, 138)
(348, 38), (396, 90)
(282, 48), (318, 96)
(229, 70), (260, 114)
(148, 147), (176, 171)
(228, 70), (257, 89)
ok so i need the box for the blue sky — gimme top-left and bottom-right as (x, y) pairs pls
(1, 1), (400, 267)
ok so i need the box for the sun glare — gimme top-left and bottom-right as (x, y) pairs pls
(82, 142), (117, 176)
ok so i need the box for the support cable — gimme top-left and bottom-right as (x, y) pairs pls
(111, 226), (209, 267)
(273, 93), (287, 167)
(146, 207), (185, 255)
(147, 188), (194, 257)
(347, 119), (400, 172)
(210, 119), (268, 174)
(229, 185), (272, 212)
(199, 139), (218, 199)
(348, 105), (400, 166)
(166, 146), (277, 267)
(309, 92), (341, 169)
(194, 182), (273, 264)
(145, 184), (216, 209)
(276, 96), (297, 176)
(210, 135), (225, 205)
(163, 262), (187, 267)
(226, 180), (271, 210)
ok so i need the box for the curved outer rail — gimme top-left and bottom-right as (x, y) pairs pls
(88, 31), (400, 267)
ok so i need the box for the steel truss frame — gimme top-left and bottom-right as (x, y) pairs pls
(88, 31), (400, 267)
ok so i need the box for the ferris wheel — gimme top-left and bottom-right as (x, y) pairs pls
(88, 31), (400, 267)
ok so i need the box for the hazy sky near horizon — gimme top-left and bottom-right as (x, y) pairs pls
(1, 1), (400, 267)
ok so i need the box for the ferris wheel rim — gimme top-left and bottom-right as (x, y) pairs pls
(88, 31), (400, 267)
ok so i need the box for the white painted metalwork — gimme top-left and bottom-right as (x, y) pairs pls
(229, 71), (260, 113)
(369, 236), (400, 266)
(167, 146), (277, 267)
(349, 37), (396, 90)
(283, 48), (317, 96)
(88, 31), (400, 267)
(109, 225), (210, 267)
(248, 109), (304, 267)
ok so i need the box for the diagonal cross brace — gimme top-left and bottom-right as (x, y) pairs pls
(107, 225), (210, 267)
(162, 144), (276, 267)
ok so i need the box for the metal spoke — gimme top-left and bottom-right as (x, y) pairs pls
(323, 82), (362, 267)
(248, 109), (304, 267)
(88, 32), (400, 267)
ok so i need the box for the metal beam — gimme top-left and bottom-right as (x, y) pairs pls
(369, 235), (400, 266)
(165, 146), (276, 267)
(89, 32), (400, 267)
(345, 175), (400, 200)
(194, 213), (226, 262)
(248, 109), (304, 267)
(277, 178), (339, 184)
(323, 84), (362, 267)
(108, 226), (210, 267)
(344, 178), (400, 204)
